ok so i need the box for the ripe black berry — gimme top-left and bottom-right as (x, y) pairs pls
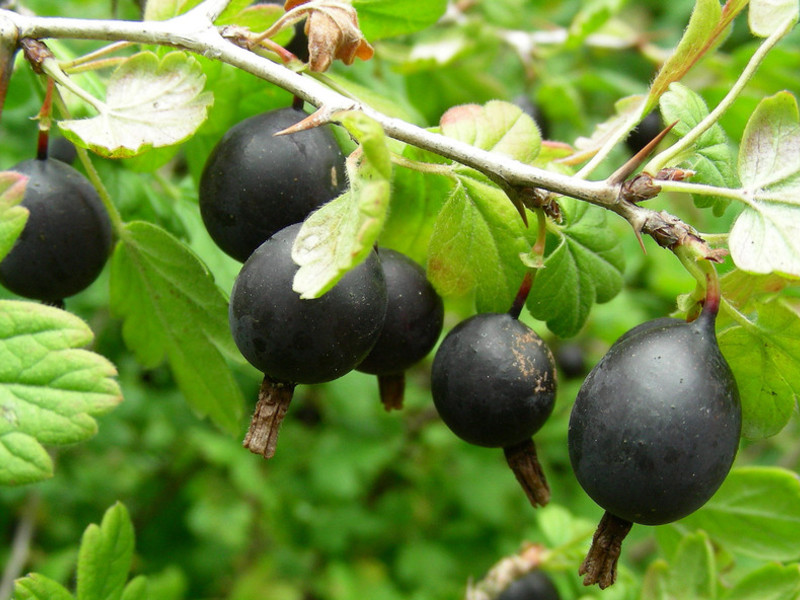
(356, 248), (444, 410)
(499, 570), (560, 600)
(625, 111), (663, 155)
(199, 106), (346, 262)
(230, 223), (387, 457)
(568, 297), (740, 587)
(0, 158), (113, 304)
(431, 312), (557, 506)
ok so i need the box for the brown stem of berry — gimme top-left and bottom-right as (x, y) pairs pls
(579, 511), (633, 589)
(377, 372), (405, 412)
(243, 375), (296, 459)
(503, 438), (550, 508)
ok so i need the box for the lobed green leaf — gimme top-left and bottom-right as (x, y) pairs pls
(14, 574), (74, 600)
(77, 502), (135, 600)
(731, 91), (800, 277)
(0, 301), (122, 486)
(292, 112), (391, 298)
(724, 563), (800, 600)
(110, 221), (244, 434)
(0, 170), (28, 262)
(353, 0), (448, 41)
(679, 466), (800, 561)
(59, 51), (213, 159)
(526, 199), (625, 338)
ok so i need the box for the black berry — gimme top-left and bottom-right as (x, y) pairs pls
(357, 248), (444, 410)
(0, 158), (113, 304)
(431, 312), (557, 506)
(568, 300), (740, 587)
(499, 570), (560, 600)
(199, 106), (346, 262)
(625, 111), (663, 155)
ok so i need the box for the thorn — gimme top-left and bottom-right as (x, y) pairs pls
(274, 105), (332, 135)
(607, 120), (678, 186)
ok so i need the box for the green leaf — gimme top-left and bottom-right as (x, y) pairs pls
(120, 576), (149, 600)
(731, 92), (800, 277)
(59, 51), (213, 159)
(641, 559), (670, 600)
(526, 199), (625, 338)
(14, 574), (74, 600)
(143, 0), (201, 21)
(667, 531), (716, 599)
(0, 300), (122, 486)
(749, 0), (800, 37)
(725, 563), (800, 600)
(77, 502), (134, 600)
(718, 299), (800, 439)
(110, 221), (244, 434)
(567, 0), (626, 47)
(426, 177), (530, 313)
(292, 112), (391, 299)
(659, 82), (737, 215)
(439, 100), (542, 165)
(679, 466), (800, 561)
(0, 170), (29, 261)
(572, 94), (647, 163)
(353, 0), (448, 41)
(647, 0), (748, 110)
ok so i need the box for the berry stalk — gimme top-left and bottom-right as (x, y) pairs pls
(243, 376), (296, 459)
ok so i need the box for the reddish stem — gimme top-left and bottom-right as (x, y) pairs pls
(508, 271), (533, 320)
(36, 78), (56, 160)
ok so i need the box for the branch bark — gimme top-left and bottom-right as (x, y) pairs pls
(0, 4), (700, 248)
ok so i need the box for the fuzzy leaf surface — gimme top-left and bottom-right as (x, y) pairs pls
(292, 112), (391, 298)
(59, 51), (213, 158)
(426, 176), (530, 313)
(718, 299), (800, 439)
(724, 563), (800, 600)
(526, 199), (625, 337)
(0, 301), (121, 486)
(659, 82), (737, 214)
(679, 466), (800, 561)
(353, 0), (447, 41)
(14, 575), (74, 600)
(749, 0), (800, 37)
(731, 92), (800, 277)
(110, 222), (243, 434)
(77, 502), (135, 600)
(0, 170), (28, 261)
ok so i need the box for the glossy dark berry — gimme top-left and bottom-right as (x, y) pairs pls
(432, 313), (556, 448)
(625, 111), (663, 155)
(498, 570), (560, 600)
(357, 248), (444, 375)
(0, 158), (113, 303)
(200, 107), (346, 262)
(568, 306), (741, 526)
(229, 223), (387, 385)
(48, 137), (78, 165)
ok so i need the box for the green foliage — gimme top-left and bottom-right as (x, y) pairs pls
(0, 171), (28, 261)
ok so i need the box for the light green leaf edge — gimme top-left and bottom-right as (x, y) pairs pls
(749, 0), (800, 37)
(0, 300), (122, 486)
(59, 51), (214, 159)
(0, 171), (29, 262)
(77, 502), (135, 600)
(110, 222), (244, 434)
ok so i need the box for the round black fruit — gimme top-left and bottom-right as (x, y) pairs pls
(199, 106), (346, 262)
(0, 158), (113, 303)
(625, 110), (663, 155)
(431, 313), (556, 448)
(229, 223), (387, 384)
(499, 570), (560, 600)
(356, 248), (444, 375)
(568, 309), (741, 526)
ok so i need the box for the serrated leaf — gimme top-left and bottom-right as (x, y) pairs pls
(718, 299), (800, 439)
(679, 466), (800, 561)
(426, 177), (530, 313)
(731, 92), (800, 277)
(14, 574), (74, 600)
(749, 0), (800, 37)
(77, 502), (134, 600)
(667, 531), (716, 599)
(526, 199), (624, 337)
(110, 222), (243, 434)
(0, 300), (121, 486)
(724, 563), (800, 600)
(292, 112), (390, 298)
(353, 0), (448, 41)
(648, 0), (748, 110)
(440, 100), (541, 165)
(59, 51), (213, 159)
(0, 170), (29, 261)
(659, 82), (737, 214)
